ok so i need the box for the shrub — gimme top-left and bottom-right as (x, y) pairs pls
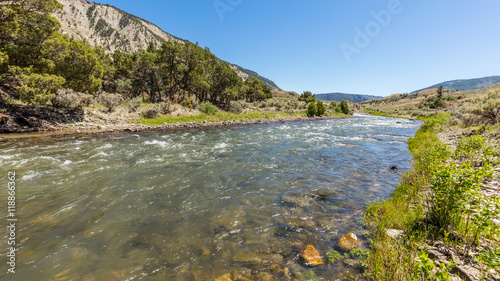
(159, 101), (171, 114)
(307, 102), (317, 117)
(229, 101), (244, 114)
(316, 100), (326, 116)
(340, 100), (350, 114)
(181, 97), (193, 109)
(127, 97), (142, 112)
(299, 91), (316, 103)
(15, 69), (65, 105)
(78, 93), (95, 106)
(141, 105), (160, 118)
(472, 90), (500, 124)
(51, 88), (79, 108)
(199, 102), (219, 115)
(99, 92), (122, 112)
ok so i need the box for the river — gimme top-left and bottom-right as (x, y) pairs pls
(0, 114), (421, 280)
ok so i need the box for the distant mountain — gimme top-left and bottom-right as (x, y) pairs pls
(315, 93), (383, 103)
(412, 76), (500, 93)
(54, 0), (281, 90)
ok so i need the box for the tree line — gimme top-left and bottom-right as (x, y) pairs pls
(0, 0), (272, 109)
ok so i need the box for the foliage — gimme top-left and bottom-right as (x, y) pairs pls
(99, 92), (122, 112)
(199, 102), (219, 115)
(327, 248), (342, 264)
(340, 100), (350, 115)
(415, 251), (455, 281)
(316, 100), (326, 116)
(298, 91), (316, 103)
(12, 67), (65, 105)
(306, 102), (317, 117)
(427, 135), (499, 242)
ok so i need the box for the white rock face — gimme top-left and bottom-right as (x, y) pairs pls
(54, 0), (183, 53)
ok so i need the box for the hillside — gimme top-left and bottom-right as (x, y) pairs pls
(411, 75), (500, 93)
(54, 0), (280, 90)
(315, 92), (382, 103)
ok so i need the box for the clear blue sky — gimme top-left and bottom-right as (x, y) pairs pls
(100, 0), (500, 96)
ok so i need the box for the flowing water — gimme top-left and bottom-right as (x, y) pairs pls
(0, 114), (421, 280)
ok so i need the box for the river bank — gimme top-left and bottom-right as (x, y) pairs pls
(0, 110), (350, 141)
(363, 113), (500, 280)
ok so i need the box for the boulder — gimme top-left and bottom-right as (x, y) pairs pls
(338, 233), (360, 252)
(299, 245), (324, 266)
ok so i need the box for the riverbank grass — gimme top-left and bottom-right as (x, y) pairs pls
(363, 113), (500, 280)
(138, 111), (347, 126)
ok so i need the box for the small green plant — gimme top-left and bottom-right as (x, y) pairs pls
(303, 269), (319, 281)
(199, 102), (219, 115)
(415, 251), (455, 281)
(478, 248), (500, 270)
(327, 248), (342, 264)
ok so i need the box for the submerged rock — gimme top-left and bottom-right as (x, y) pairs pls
(299, 245), (324, 266)
(338, 233), (360, 252)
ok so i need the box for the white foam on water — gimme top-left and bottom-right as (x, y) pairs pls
(144, 139), (170, 149)
(21, 171), (40, 181)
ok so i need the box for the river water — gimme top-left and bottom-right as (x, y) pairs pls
(0, 114), (421, 280)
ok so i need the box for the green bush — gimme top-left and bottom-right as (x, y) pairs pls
(307, 102), (317, 117)
(299, 91), (316, 103)
(316, 100), (326, 116)
(199, 102), (219, 115)
(340, 100), (350, 115)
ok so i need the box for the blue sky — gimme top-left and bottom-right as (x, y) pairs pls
(100, 0), (500, 96)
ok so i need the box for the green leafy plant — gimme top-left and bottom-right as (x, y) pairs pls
(199, 102), (219, 115)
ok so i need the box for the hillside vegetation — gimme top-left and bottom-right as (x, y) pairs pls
(361, 84), (500, 280)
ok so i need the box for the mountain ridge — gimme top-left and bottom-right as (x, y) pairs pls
(54, 0), (281, 90)
(411, 75), (500, 93)
(315, 92), (383, 103)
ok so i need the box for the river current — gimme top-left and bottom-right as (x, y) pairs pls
(0, 114), (421, 280)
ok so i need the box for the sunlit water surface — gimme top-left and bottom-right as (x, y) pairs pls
(0, 114), (421, 280)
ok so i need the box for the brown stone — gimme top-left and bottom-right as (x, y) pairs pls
(299, 245), (324, 266)
(338, 233), (360, 252)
